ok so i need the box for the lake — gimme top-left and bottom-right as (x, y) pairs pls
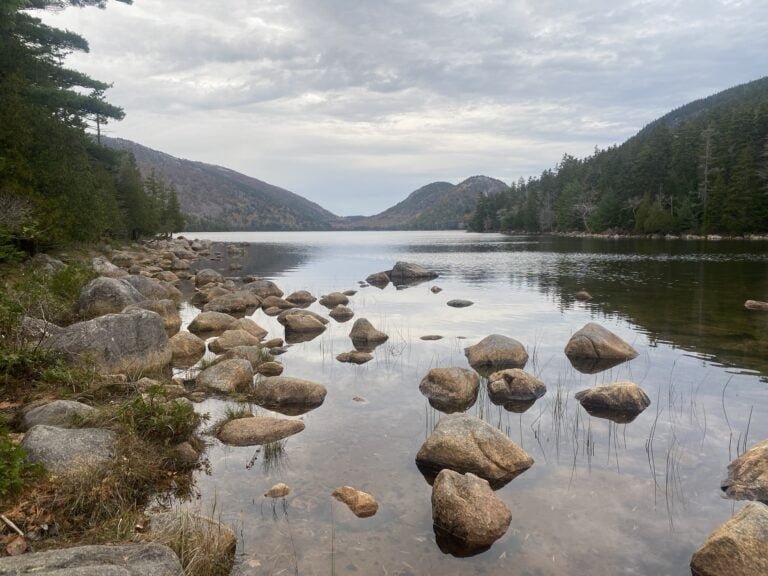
(178, 231), (768, 575)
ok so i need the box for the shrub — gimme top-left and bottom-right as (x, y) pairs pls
(117, 388), (204, 446)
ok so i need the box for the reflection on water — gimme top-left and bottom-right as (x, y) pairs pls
(179, 231), (768, 575)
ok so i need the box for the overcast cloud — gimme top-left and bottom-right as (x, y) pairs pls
(41, 0), (768, 215)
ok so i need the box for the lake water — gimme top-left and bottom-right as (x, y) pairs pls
(178, 231), (768, 576)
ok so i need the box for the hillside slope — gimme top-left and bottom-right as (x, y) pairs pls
(103, 137), (339, 231)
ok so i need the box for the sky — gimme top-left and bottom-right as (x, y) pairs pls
(41, 0), (768, 216)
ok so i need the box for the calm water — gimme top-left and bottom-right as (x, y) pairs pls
(178, 231), (768, 576)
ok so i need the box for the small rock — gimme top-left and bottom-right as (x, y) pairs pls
(260, 295), (295, 310)
(420, 335), (443, 341)
(277, 309), (328, 333)
(574, 381), (651, 422)
(203, 291), (260, 314)
(389, 261), (438, 282)
(319, 292), (350, 308)
(220, 345), (267, 369)
(487, 369), (546, 403)
(252, 376), (327, 410)
(173, 442), (199, 466)
(243, 279), (284, 299)
(285, 290), (316, 305)
(464, 334), (528, 370)
(329, 305), (354, 322)
(208, 329), (262, 353)
(188, 311), (236, 334)
(124, 298), (181, 336)
(257, 361), (284, 376)
(342, 289), (357, 296)
(336, 351), (374, 364)
(169, 331), (207, 366)
(574, 290), (592, 301)
(721, 439), (768, 502)
(217, 416), (305, 446)
(419, 367), (480, 413)
(431, 286), (443, 294)
(196, 359), (253, 393)
(349, 318), (388, 344)
(195, 268), (224, 287)
(565, 322), (638, 361)
(76, 277), (144, 318)
(265, 483), (291, 498)
(447, 299), (474, 308)
(365, 271), (390, 288)
(332, 486), (378, 518)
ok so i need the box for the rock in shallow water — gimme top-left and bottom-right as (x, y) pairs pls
(265, 482), (291, 498)
(252, 376), (327, 409)
(332, 486), (378, 518)
(217, 416), (305, 446)
(446, 299), (474, 308)
(487, 369), (546, 403)
(208, 329), (262, 353)
(187, 311), (236, 334)
(196, 358), (253, 394)
(349, 318), (388, 344)
(721, 439), (768, 503)
(464, 334), (528, 370)
(336, 351), (374, 364)
(419, 367), (479, 413)
(565, 322), (638, 360)
(574, 381), (650, 422)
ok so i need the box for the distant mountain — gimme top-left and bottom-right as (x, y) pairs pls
(337, 176), (509, 230)
(103, 137), (339, 231)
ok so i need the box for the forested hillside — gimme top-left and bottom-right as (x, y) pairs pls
(0, 0), (182, 260)
(469, 77), (768, 235)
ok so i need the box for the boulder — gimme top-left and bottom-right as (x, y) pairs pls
(277, 308), (328, 333)
(77, 277), (144, 318)
(21, 425), (116, 474)
(342, 289), (357, 296)
(264, 306), (282, 316)
(188, 311), (236, 334)
(122, 274), (180, 302)
(285, 290), (316, 305)
(196, 359), (253, 393)
(195, 268), (223, 287)
(336, 351), (373, 364)
(432, 469), (511, 552)
(243, 279), (284, 299)
(564, 322), (638, 362)
(217, 415), (305, 446)
(265, 483), (291, 498)
(124, 299), (181, 336)
(416, 414), (534, 487)
(229, 317), (268, 339)
(257, 361), (284, 376)
(365, 271), (390, 288)
(192, 284), (231, 306)
(92, 256), (127, 278)
(419, 367), (480, 413)
(389, 261), (438, 282)
(574, 381), (651, 423)
(447, 299), (474, 308)
(745, 300), (768, 311)
(319, 292), (349, 308)
(171, 258), (191, 271)
(260, 295), (295, 310)
(42, 309), (172, 375)
(169, 331), (207, 366)
(349, 318), (388, 344)
(487, 369), (546, 403)
(464, 335), (528, 370)
(421, 335), (443, 341)
(332, 486), (378, 518)
(21, 400), (95, 431)
(154, 270), (179, 283)
(220, 346), (268, 369)
(329, 305), (354, 322)
(721, 439), (768, 502)
(0, 543), (183, 576)
(203, 291), (260, 313)
(690, 502), (768, 576)
(252, 376), (327, 411)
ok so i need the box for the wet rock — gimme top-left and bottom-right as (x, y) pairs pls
(208, 329), (262, 353)
(265, 483), (291, 498)
(350, 318), (388, 345)
(252, 376), (326, 411)
(690, 502), (768, 576)
(285, 290), (316, 305)
(336, 351), (374, 364)
(332, 486), (378, 518)
(431, 286), (443, 294)
(567, 355), (630, 375)
(329, 305), (354, 322)
(365, 271), (391, 288)
(169, 331), (206, 366)
(217, 415), (305, 446)
(421, 334), (444, 341)
(319, 292), (349, 308)
(487, 369), (546, 404)
(464, 334), (528, 370)
(124, 298), (181, 336)
(21, 425), (116, 474)
(447, 299), (474, 308)
(390, 261), (438, 283)
(574, 290), (592, 301)
(203, 291), (260, 314)
(229, 317), (268, 340)
(77, 276), (144, 318)
(261, 295), (295, 310)
(41, 309), (172, 375)
(195, 268), (223, 287)
(574, 381), (651, 423)
(416, 414), (533, 488)
(220, 345), (267, 369)
(277, 308), (329, 332)
(432, 469), (511, 552)
(92, 255), (127, 278)
(745, 300), (768, 311)
(148, 510), (236, 570)
(721, 439), (768, 502)
(196, 359), (253, 393)
(0, 543), (183, 575)
(257, 361), (284, 376)
(21, 400), (95, 431)
(243, 279), (284, 299)
(188, 311), (236, 334)
(419, 368), (480, 413)
(564, 322), (638, 362)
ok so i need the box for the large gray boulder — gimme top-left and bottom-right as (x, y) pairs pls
(252, 376), (327, 412)
(187, 311), (236, 334)
(565, 322), (638, 361)
(419, 368), (479, 413)
(122, 274), (181, 303)
(22, 400), (95, 431)
(721, 439), (768, 503)
(574, 381), (650, 423)
(389, 261), (438, 282)
(42, 309), (172, 375)
(416, 414), (534, 487)
(196, 359), (253, 393)
(0, 543), (183, 576)
(77, 277), (144, 318)
(217, 415), (305, 446)
(432, 469), (511, 552)
(123, 299), (181, 336)
(21, 425), (116, 474)
(487, 369), (546, 404)
(464, 335), (528, 371)
(690, 502), (768, 576)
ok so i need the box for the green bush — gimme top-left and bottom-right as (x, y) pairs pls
(118, 388), (204, 446)
(0, 418), (30, 499)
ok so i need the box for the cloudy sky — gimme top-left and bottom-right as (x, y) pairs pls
(42, 0), (767, 215)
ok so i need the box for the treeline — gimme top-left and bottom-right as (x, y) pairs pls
(0, 0), (183, 261)
(469, 77), (768, 235)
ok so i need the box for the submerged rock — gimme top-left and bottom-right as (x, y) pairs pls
(22, 425), (116, 474)
(217, 415), (305, 446)
(196, 358), (253, 393)
(416, 414), (533, 488)
(431, 286), (443, 294)
(487, 369), (546, 404)
(332, 486), (379, 518)
(464, 334), (528, 370)
(565, 322), (638, 361)
(574, 381), (651, 423)
(419, 367), (480, 413)
(421, 334), (443, 341)
(574, 290), (592, 301)
(21, 400), (95, 431)
(446, 299), (474, 308)
(432, 469), (511, 553)
(336, 351), (374, 364)
(285, 290), (316, 305)
(721, 439), (768, 503)
(690, 502), (768, 576)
